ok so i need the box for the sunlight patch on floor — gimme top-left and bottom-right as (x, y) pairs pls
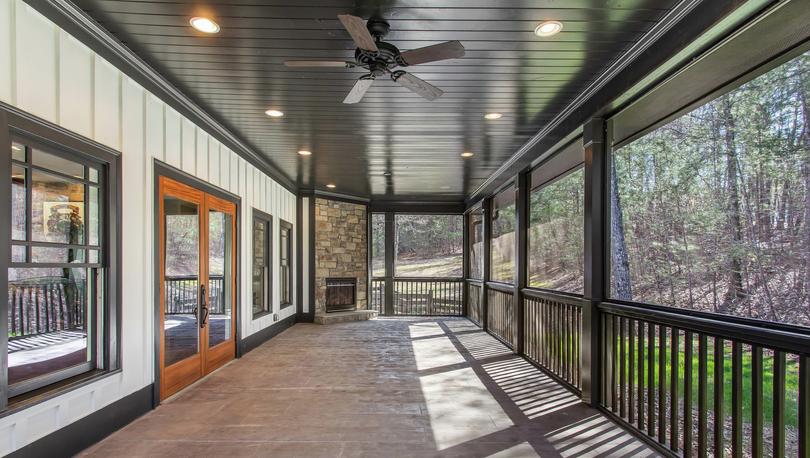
(455, 332), (514, 360)
(486, 441), (540, 458)
(408, 321), (446, 339)
(483, 358), (580, 419)
(419, 366), (513, 450)
(412, 334), (466, 371)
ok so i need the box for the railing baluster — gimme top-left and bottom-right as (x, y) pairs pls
(714, 337), (724, 457)
(638, 320), (646, 431)
(671, 328), (680, 451)
(731, 342), (742, 458)
(751, 345), (763, 458)
(698, 334), (708, 457)
(648, 322), (655, 435)
(629, 318), (636, 424)
(620, 317), (626, 418)
(684, 331), (694, 458)
(799, 355), (809, 458)
(774, 350), (786, 458)
(659, 325), (667, 444)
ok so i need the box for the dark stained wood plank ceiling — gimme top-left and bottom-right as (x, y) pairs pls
(73, 0), (678, 201)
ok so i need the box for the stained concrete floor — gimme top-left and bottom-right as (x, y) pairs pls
(81, 317), (656, 457)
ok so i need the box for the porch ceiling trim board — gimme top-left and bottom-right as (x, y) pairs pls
(27, 0), (296, 193)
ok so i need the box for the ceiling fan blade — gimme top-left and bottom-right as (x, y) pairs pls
(343, 77), (375, 104)
(392, 72), (443, 101)
(284, 60), (354, 68)
(337, 14), (378, 52)
(399, 41), (465, 66)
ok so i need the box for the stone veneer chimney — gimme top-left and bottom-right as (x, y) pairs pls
(314, 198), (367, 313)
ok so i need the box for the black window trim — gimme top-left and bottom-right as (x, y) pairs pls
(0, 102), (121, 414)
(279, 218), (293, 309)
(251, 208), (273, 319)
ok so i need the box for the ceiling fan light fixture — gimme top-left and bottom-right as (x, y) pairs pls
(326, 183), (337, 189)
(189, 17), (220, 34)
(460, 151), (474, 158)
(484, 112), (503, 120)
(265, 109), (284, 118)
(535, 21), (563, 37)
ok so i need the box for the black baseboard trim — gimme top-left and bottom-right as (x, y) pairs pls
(297, 312), (315, 323)
(240, 314), (296, 354)
(9, 384), (153, 458)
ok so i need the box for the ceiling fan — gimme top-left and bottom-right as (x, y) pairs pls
(284, 15), (465, 104)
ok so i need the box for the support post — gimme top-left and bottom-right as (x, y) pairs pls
(384, 211), (395, 316)
(482, 197), (492, 331)
(515, 170), (529, 355)
(582, 118), (608, 406)
(462, 211), (470, 317)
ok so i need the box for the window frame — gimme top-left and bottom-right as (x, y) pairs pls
(0, 106), (121, 414)
(279, 218), (293, 308)
(251, 209), (272, 319)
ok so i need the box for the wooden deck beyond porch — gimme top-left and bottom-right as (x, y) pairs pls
(81, 318), (654, 457)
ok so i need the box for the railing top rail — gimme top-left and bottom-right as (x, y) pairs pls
(465, 278), (484, 286)
(165, 274), (225, 280)
(486, 281), (515, 294)
(599, 301), (810, 355)
(391, 277), (464, 282)
(522, 287), (583, 306)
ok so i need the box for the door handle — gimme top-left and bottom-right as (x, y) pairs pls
(200, 283), (209, 328)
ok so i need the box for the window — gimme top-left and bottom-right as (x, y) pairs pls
(467, 208), (484, 279)
(490, 186), (516, 283)
(610, 51), (810, 328)
(252, 210), (272, 317)
(394, 214), (463, 278)
(371, 213), (385, 278)
(528, 168), (584, 293)
(279, 219), (293, 308)
(3, 127), (118, 409)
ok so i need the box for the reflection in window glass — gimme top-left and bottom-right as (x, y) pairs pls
(89, 186), (100, 246)
(7, 267), (92, 386)
(468, 209), (484, 279)
(371, 213), (385, 277)
(252, 215), (270, 317)
(11, 164), (25, 241)
(394, 214), (463, 278)
(32, 169), (85, 244)
(528, 168), (584, 293)
(610, 51), (810, 328)
(208, 210), (232, 347)
(33, 148), (85, 179)
(280, 221), (293, 307)
(12, 142), (25, 162)
(490, 187), (516, 284)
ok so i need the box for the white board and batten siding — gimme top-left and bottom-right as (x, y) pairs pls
(0, 1), (297, 454)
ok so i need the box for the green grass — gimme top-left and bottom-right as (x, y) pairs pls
(609, 332), (801, 427)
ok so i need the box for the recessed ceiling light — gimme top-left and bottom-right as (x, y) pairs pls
(440, 185), (451, 190)
(382, 171), (392, 177)
(326, 183), (336, 189)
(297, 150), (312, 156)
(265, 109), (284, 117)
(484, 112), (503, 120)
(535, 21), (563, 37)
(189, 17), (220, 34)
(460, 151), (474, 158)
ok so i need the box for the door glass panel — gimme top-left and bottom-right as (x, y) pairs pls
(163, 197), (199, 366)
(208, 209), (232, 347)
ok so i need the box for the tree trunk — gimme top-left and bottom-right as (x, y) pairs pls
(720, 97), (746, 313)
(610, 159), (633, 300)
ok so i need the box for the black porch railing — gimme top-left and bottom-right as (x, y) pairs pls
(164, 275), (225, 315)
(598, 302), (810, 458)
(523, 288), (582, 392)
(370, 277), (464, 316)
(7, 276), (86, 339)
(486, 283), (517, 348)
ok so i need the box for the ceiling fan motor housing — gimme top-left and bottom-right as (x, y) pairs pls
(355, 40), (401, 76)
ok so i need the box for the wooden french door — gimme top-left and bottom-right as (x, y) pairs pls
(158, 176), (237, 400)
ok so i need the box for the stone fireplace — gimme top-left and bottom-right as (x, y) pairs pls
(314, 198), (368, 318)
